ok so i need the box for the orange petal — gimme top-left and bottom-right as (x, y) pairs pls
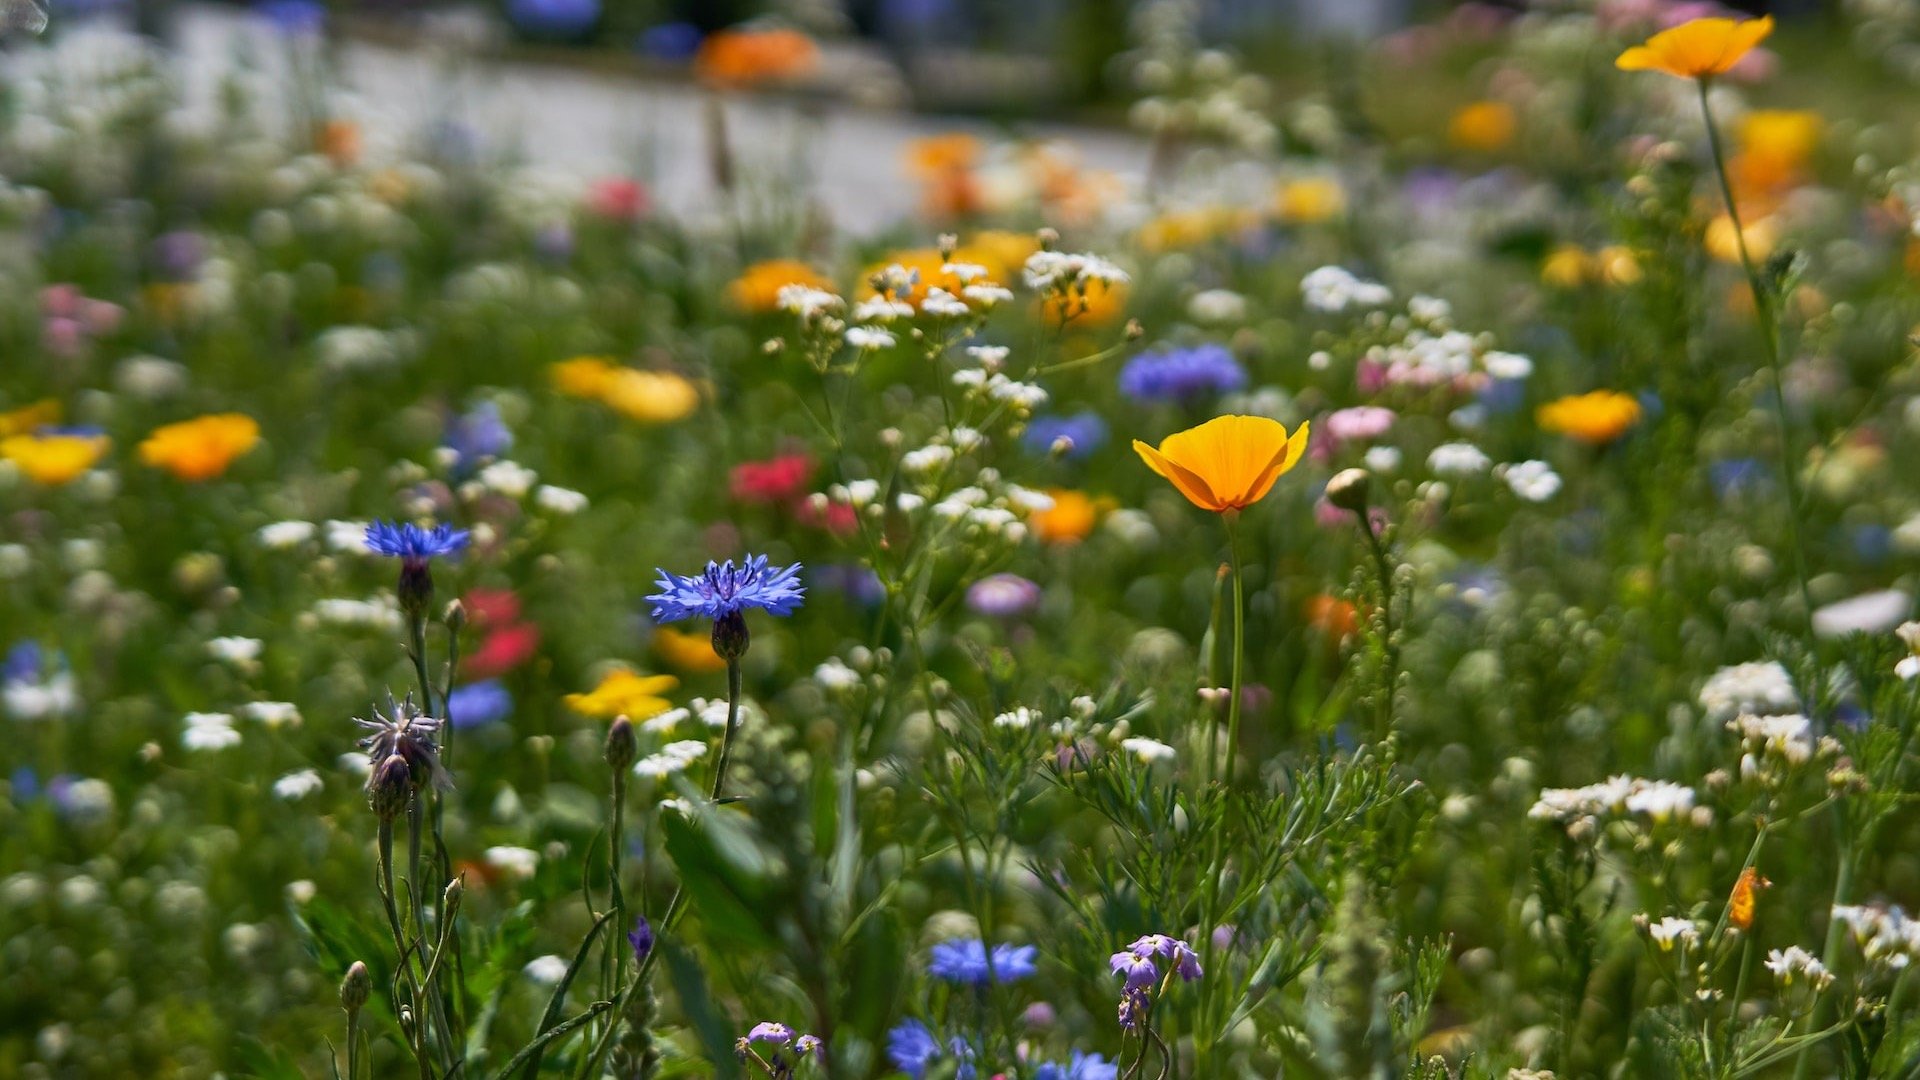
(1134, 437), (1224, 512)
(1237, 420), (1311, 508)
(1614, 45), (1660, 72)
(1157, 416), (1290, 509)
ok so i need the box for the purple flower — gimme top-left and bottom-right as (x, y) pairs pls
(151, 231), (205, 281)
(928, 939), (1038, 985)
(965, 573), (1040, 617)
(444, 402), (512, 473)
(1109, 950), (1157, 992)
(637, 21), (701, 59)
(1022, 412), (1109, 459)
(1119, 344), (1246, 403)
(886, 1020), (940, 1079)
(746, 1022), (794, 1046)
(647, 556), (805, 623)
(4, 641), (42, 684)
(627, 915), (653, 960)
(253, 0), (324, 35)
(1035, 1052), (1119, 1080)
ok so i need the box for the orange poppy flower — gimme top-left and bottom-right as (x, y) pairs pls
(1133, 415), (1311, 514)
(1537, 391), (1642, 445)
(139, 414), (260, 481)
(1615, 16), (1773, 79)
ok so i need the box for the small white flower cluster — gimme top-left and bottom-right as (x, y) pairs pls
(1022, 250), (1130, 295)
(1832, 903), (1920, 970)
(1120, 736), (1177, 764)
(311, 595), (404, 634)
(1498, 460), (1563, 502)
(182, 711), (241, 751)
(273, 769), (323, 801)
(1728, 713), (1831, 782)
(1698, 661), (1800, 719)
(315, 325), (416, 373)
(3, 664), (78, 722)
(992, 706), (1043, 730)
(1301, 266), (1391, 313)
(813, 648), (891, 695)
(1529, 776), (1701, 830)
(1763, 945), (1833, 989)
(1427, 442), (1491, 476)
(206, 635), (263, 668)
(634, 739), (708, 778)
(484, 845), (540, 881)
(1896, 621), (1920, 680)
(1640, 915), (1702, 952)
(644, 697), (740, 735)
(776, 284), (843, 323)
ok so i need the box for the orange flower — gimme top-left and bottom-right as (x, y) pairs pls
(1537, 391), (1642, 445)
(1136, 207), (1258, 253)
(1133, 415), (1311, 514)
(1730, 866), (1771, 931)
(905, 133), (982, 179)
(1032, 489), (1106, 545)
(316, 119), (361, 168)
(694, 27), (818, 87)
(1615, 16), (1773, 79)
(139, 413), (260, 481)
(1040, 278), (1128, 327)
(728, 259), (835, 313)
(654, 625), (727, 675)
(1448, 100), (1517, 153)
(1, 430), (110, 485)
(1305, 593), (1359, 641)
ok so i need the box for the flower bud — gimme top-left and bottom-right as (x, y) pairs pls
(368, 753), (413, 822)
(443, 599), (467, 634)
(605, 717), (637, 772)
(627, 914), (654, 962)
(711, 609), (750, 661)
(340, 961), (371, 1014)
(443, 876), (465, 915)
(397, 557), (434, 622)
(1326, 468), (1372, 515)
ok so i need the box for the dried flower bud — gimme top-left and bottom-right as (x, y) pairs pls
(340, 961), (371, 1014)
(605, 717), (637, 772)
(1123, 318), (1145, 341)
(443, 876), (464, 915)
(443, 599), (467, 634)
(1036, 227), (1059, 250)
(1326, 468), (1372, 515)
(369, 753), (413, 822)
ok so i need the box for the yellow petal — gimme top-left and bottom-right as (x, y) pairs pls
(1133, 437), (1224, 512)
(1157, 416), (1291, 510)
(1237, 420), (1310, 508)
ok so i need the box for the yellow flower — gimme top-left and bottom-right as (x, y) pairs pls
(1615, 16), (1773, 79)
(959, 231), (1040, 283)
(1739, 110), (1821, 170)
(654, 626), (727, 675)
(551, 356), (619, 398)
(1705, 213), (1778, 264)
(1448, 100), (1517, 153)
(1136, 207), (1257, 253)
(1596, 245), (1643, 285)
(564, 669), (679, 720)
(139, 413), (260, 481)
(1133, 415), (1310, 514)
(1, 431), (110, 485)
(1537, 391), (1642, 444)
(728, 259), (834, 313)
(1541, 245), (1596, 288)
(1040, 277), (1128, 327)
(1032, 489), (1108, 545)
(0, 399), (60, 437)
(599, 368), (701, 424)
(1273, 176), (1346, 225)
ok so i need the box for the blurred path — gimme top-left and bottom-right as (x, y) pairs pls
(170, 4), (1152, 234)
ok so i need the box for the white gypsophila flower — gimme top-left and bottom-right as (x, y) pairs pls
(316, 325), (412, 372)
(1300, 265), (1391, 313)
(1483, 350), (1534, 380)
(851, 297), (915, 323)
(1529, 775), (1699, 827)
(634, 739), (709, 778)
(966, 345), (1010, 368)
(206, 636), (263, 665)
(257, 520), (316, 549)
(523, 955), (569, 984)
(182, 712), (240, 751)
(240, 701), (302, 728)
(1408, 295), (1451, 322)
(478, 460), (538, 499)
(1363, 446), (1403, 473)
(273, 769), (323, 800)
(1763, 946), (1833, 989)
(484, 846), (539, 881)
(1699, 661), (1799, 718)
(920, 288), (970, 318)
(1121, 736), (1177, 763)
(535, 485), (588, 514)
(776, 284), (842, 320)
(845, 326), (895, 350)
(1501, 460), (1562, 502)
(313, 597), (404, 633)
(1644, 916), (1701, 951)
(1729, 713), (1815, 767)
(4, 669), (79, 721)
(901, 444), (955, 474)
(814, 658), (861, 691)
(992, 707), (1040, 730)
(1022, 250), (1129, 293)
(1811, 589), (1911, 640)
(1427, 442), (1491, 476)
(113, 355), (189, 399)
(325, 520), (374, 554)
(1187, 288), (1247, 324)
(963, 284), (1014, 307)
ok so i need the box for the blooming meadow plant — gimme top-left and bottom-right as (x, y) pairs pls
(9, 6), (1920, 1080)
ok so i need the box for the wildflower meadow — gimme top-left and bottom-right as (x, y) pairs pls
(9, 2), (1920, 1077)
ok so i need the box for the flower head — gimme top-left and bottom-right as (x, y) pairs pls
(1615, 16), (1773, 79)
(365, 521), (471, 565)
(1133, 415), (1310, 513)
(1, 429), (110, 485)
(355, 695), (449, 792)
(928, 939), (1038, 985)
(564, 668), (678, 720)
(648, 555), (805, 635)
(1537, 391), (1642, 444)
(628, 915), (653, 960)
(139, 413), (260, 481)
(1118, 344), (1246, 403)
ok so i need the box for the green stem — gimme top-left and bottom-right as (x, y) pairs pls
(1696, 79), (1814, 634)
(1357, 509), (1397, 737)
(1221, 512), (1246, 786)
(1792, 834), (1856, 1080)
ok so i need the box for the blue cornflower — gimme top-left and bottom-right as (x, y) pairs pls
(886, 1021), (940, 1079)
(1118, 343), (1246, 403)
(366, 520), (471, 618)
(446, 681), (512, 729)
(928, 938), (1037, 985)
(627, 915), (653, 961)
(1034, 1052), (1119, 1080)
(637, 20), (700, 59)
(365, 521), (472, 564)
(1022, 411), (1109, 459)
(648, 555), (804, 660)
(4, 641), (41, 684)
(444, 401), (512, 474)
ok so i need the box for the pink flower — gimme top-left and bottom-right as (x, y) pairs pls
(1324, 406), (1397, 443)
(586, 177), (648, 221)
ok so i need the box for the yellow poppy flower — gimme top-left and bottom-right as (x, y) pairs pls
(654, 626), (728, 675)
(564, 668), (679, 720)
(550, 356), (619, 398)
(1615, 16), (1773, 79)
(1448, 100), (1517, 153)
(598, 369), (701, 424)
(1273, 177), (1346, 225)
(1, 431), (110, 485)
(728, 259), (834, 313)
(139, 413), (260, 481)
(1133, 415), (1311, 514)
(1537, 391), (1642, 444)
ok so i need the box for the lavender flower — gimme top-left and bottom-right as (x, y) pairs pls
(447, 680), (511, 729)
(1022, 412), (1109, 459)
(1034, 1052), (1119, 1080)
(965, 573), (1040, 617)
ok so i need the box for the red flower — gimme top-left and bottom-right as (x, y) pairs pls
(586, 177), (649, 221)
(729, 453), (815, 504)
(466, 622), (540, 679)
(795, 496), (858, 536)
(462, 587), (522, 627)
